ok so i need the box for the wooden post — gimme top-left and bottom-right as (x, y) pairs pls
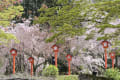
(13, 56), (15, 74)
(109, 52), (115, 69)
(31, 63), (33, 76)
(101, 40), (111, 69)
(104, 48), (107, 69)
(68, 61), (71, 75)
(28, 57), (34, 76)
(10, 48), (17, 74)
(66, 54), (72, 75)
(55, 52), (58, 67)
(51, 44), (59, 68)
(112, 59), (114, 69)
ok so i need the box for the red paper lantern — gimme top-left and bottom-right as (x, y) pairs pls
(101, 40), (109, 48)
(51, 44), (59, 53)
(10, 48), (17, 56)
(66, 54), (72, 61)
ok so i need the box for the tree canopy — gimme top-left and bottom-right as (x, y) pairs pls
(0, 0), (23, 45)
(34, 0), (86, 44)
(0, 0), (24, 27)
(33, 0), (120, 44)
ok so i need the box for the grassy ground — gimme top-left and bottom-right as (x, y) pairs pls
(57, 75), (78, 80)
(0, 73), (78, 80)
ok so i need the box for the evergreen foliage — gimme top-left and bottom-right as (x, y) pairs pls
(104, 68), (120, 80)
(85, 30), (95, 40)
(34, 0), (86, 44)
(0, 0), (24, 27)
(0, 29), (18, 45)
(0, 0), (22, 45)
(21, 0), (70, 17)
(33, 0), (120, 44)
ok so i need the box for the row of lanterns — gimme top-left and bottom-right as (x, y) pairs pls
(10, 48), (34, 76)
(10, 44), (72, 76)
(101, 40), (115, 69)
(10, 40), (115, 76)
(51, 44), (72, 75)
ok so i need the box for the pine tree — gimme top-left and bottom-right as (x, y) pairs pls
(34, 0), (120, 44)
(0, 0), (22, 45)
(0, 0), (24, 27)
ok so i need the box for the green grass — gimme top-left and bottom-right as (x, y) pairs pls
(0, 74), (78, 80)
(57, 75), (78, 80)
(57, 75), (66, 80)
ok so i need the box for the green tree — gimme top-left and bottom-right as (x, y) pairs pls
(34, 0), (120, 44)
(104, 68), (120, 80)
(0, 0), (22, 44)
(0, 29), (18, 45)
(0, 0), (24, 27)
(34, 0), (86, 44)
(21, 0), (61, 18)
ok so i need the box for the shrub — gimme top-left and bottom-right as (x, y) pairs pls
(64, 75), (78, 80)
(115, 75), (120, 80)
(104, 68), (120, 80)
(42, 65), (59, 77)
